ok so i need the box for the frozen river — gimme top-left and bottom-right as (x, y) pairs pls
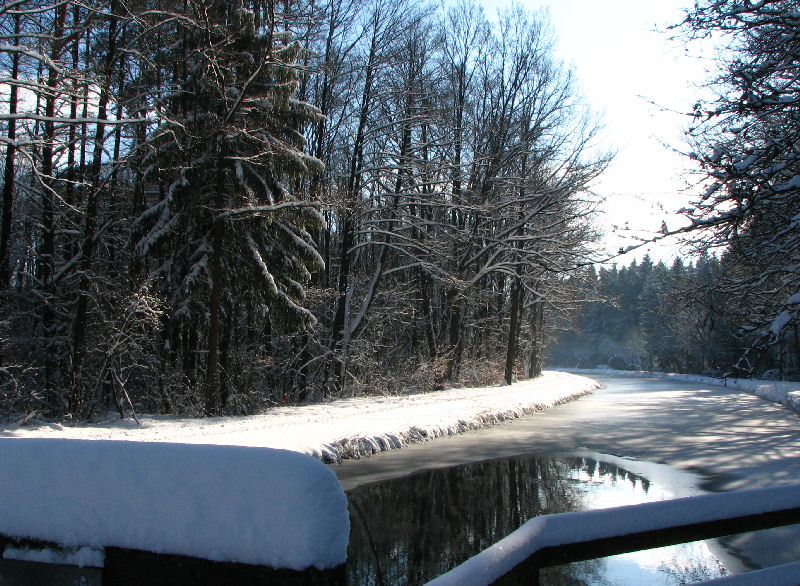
(332, 375), (800, 574)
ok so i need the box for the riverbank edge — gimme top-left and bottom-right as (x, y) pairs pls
(555, 368), (800, 414)
(316, 375), (601, 463)
(2, 372), (602, 466)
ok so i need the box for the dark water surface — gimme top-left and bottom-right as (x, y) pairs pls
(346, 454), (729, 585)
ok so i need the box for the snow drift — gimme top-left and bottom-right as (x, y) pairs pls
(0, 439), (349, 570)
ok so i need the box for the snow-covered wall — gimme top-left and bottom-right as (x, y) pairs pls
(560, 368), (800, 413)
(0, 439), (349, 570)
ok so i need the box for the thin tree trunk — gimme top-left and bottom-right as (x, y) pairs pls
(504, 276), (522, 385)
(71, 3), (119, 417)
(326, 21), (378, 394)
(443, 290), (464, 383)
(419, 269), (437, 358)
(35, 5), (67, 400)
(37, 4), (68, 286)
(205, 152), (226, 415)
(0, 11), (20, 288)
(64, 8), (80, 260)
(527, 296), (544, 378)
(219, 304), (233, 409)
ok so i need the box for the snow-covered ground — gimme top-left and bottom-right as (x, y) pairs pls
(4, 369), (799, 581)
(558, 367), (800, 413)
(1, 371), (600, 463)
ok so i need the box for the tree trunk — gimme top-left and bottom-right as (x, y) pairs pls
(444, 289), (464, 383)
(37, 4), (68, 287)
(64, 9), (79, 260)
(326, 21), (378, 394)
(527, 297), (544, 378)
(504, 276), (522, 385)
(205, 151), (226, 415)
(0, 12), (20, 288)
(219, 304), (233, 409)
(70, 3), (119, 417)
(419, 269), (437, 358)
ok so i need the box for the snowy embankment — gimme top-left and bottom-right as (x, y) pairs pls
(0, 440), (349, 570)
(560, 368), (800, 413)
(2, 371), (600, 464)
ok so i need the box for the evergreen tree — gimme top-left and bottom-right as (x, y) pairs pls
(134, 1), (325, 413)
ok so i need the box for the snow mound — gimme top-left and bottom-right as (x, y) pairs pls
(561, 368), (800, 413)
(0, 439), (349, 570)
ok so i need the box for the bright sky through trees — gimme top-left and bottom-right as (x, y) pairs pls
(483, 0), (712, 260)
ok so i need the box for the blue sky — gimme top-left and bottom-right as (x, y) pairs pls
(482, 0), (714, 260)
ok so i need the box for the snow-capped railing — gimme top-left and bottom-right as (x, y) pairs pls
(427, 484), (800, 585)
(0, 439), (350, 583)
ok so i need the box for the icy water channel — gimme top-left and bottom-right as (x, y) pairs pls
(345, 453), (730, 585)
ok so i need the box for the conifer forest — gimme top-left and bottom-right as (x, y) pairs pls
(0, 0), (798, 420)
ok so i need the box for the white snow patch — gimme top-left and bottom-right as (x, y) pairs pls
(770, 310), (793, 337)
(3, 545), (104, 568)
(734, 153), (758, 172)
(2, 372), (600, 464)
(0, 440), (349, 570)
(560, 368), (800, 414)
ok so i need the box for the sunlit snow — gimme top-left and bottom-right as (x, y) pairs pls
(2, 371), (601, 463)
(0, 440), (349, 570)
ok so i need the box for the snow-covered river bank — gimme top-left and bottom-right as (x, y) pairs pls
(1, 371), (599, 463)
(558, 367), (800, 413)
(1, 371), (598, 578)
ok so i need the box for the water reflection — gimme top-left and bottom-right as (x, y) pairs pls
(346, 454), (727, 585)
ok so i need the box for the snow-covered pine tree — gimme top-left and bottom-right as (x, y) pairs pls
(133, 0), (325, 414)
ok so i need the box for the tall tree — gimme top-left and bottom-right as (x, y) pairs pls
(133, 0), (325, 414)
(0, 9), (21, 288)
(677, 0), (800, 376)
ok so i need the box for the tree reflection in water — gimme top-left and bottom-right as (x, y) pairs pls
(347, 456), (617, 584)
(346, 455), (725, 585)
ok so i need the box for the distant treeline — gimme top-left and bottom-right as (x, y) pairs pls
(549, 255), (799, 381)
(549, 0), (800, 382)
